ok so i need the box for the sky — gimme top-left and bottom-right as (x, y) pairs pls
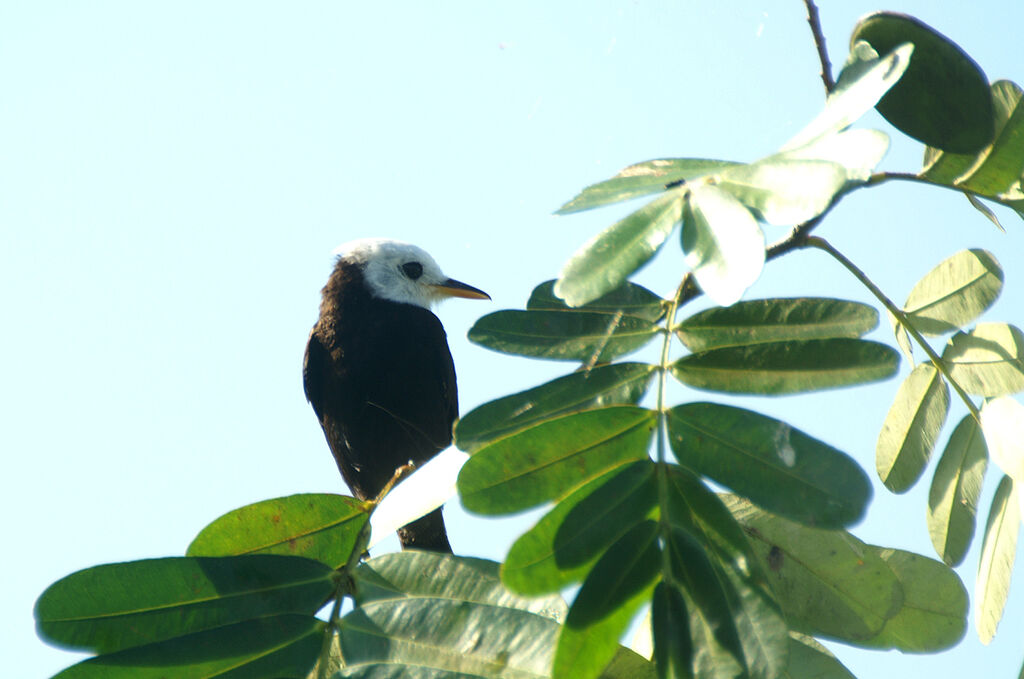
(3, 1), (1024, 677)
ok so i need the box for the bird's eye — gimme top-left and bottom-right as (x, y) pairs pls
(401, 261), (424, 280)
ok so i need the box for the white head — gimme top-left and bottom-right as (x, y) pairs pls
(333, 238), (489, 309)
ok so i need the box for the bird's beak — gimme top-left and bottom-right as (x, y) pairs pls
(432, 278), (491, 300)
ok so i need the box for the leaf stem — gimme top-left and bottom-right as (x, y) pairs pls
(803, 0), (835, 94)
(805, 235), (981, 420)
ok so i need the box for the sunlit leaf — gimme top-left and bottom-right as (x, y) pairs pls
(943, 323), (1024, 396)
(928, 415), (989, 566)
(903, 249), (1003, 335)
(554, 521), (661, 679)
(876, 364), (950, 493)
(717, 158), (848, 226)
(556, 191), (683, 307)
(676, 297), (878, 352)
(35, 556), (334, 654)
(51, 616), (323, 679)
(671, 338), (899, 395)
(469, 308), (660, 363)
(458, 406), (656, 514)
(852, 13), (994, 153)
(557, 158), (740, 214)
(668, 403), (871, 528)
(956, 81), (1024, 195)
(456, 362), (657, 453)
(187, 493), (368, 569)
(981, 396), (1024, 482)
(975, 476), (1020, 644)
(965, 192), (1006, 231)
(651, 582), (692, 679)
(781, 128), (890, 183)
(528, 279), (667, 323)
(682, 183), (764, 307)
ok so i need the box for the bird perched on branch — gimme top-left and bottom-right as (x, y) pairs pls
(304, 238), (490, 552)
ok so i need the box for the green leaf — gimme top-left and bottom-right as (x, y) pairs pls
(725, 497), (903, 643)
(340, 552), (567, 677)
(556, 191), (683, 307)
(676, 297), (879, 352)
(502, 463), (654, 595)
(600, 647), (658, 679)
(783, 633), (857, 679)
(780, 129), (889, 183)
(458, 406), (656, 514)
(928, 415), (989, 566)
(876, 364), (950, 493)
(651, 582), (693, 679)
(556, 158), (740, 214)
(468, 309), (660, 362)
(858, 548), (967, 651)
(982, 396), (1024, 481)
(668, 403), (871, 528)
(554, 521), (660, 679)
(455, 362), (657, 453)
(682, 183), (765, 306)
(187, 493), (368, 569)
(35, 555), (334, 654)
(714, 564), (789, 679)
(943, 323), (1024, 396)
(671, 338), (899, 395)
(903, 249), (1003, 335)
(975, 475), (1020, 644)
(965, 192), (1006, 231)
(528, 279), (667, 323)
(717, 158), (848, 226)
(52, 616), (323, 679)
(852, 13), (994, 153)
(782, 41), (912, 151)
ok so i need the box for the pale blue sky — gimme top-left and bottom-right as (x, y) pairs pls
(4, 2), (1024, 677)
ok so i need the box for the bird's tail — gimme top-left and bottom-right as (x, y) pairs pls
(397, 507), (452, 553)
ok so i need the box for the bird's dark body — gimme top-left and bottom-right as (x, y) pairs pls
(304, 260), (456, 552)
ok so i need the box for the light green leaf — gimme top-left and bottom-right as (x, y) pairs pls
(557, 158), (740, 214)
(668, 402), (871, 528)
(975, 476), (1020, 644)
(676, 297), (878, 353)
(458, 406), (656, 514)
(944, 323), (1024, 396)
(780, 128), (890, 182)
(876, 364), (950, 493)
(717, 158), (848, 226)
(671, 338), (899, 395)
(982, 396), (1024, 482)
(682, 183), (765, 306)
(783, 633), (857, 679)
(965, 193), (1006, 231)
(904, 249), (1003, 335)
(957, 81), (1024, 195)
(928, 415), (989, 566)
(528, 279), (667, 322)
(187, 493), (368, 569)
(556, 191), (683, 307)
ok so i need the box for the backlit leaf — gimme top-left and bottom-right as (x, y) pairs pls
(928, 415), (989, 566)
(981, 396), (1024, 482)
(528, 279), (666, 323)
(903, 249), (1003, 335)
(876, 364), (950, 493)
(975, 476), (1020, 644)
(651, 583), (693, 679)
(784, 633), (856, 679)
(717, 158), (848, 226)
(943, 323), (1024, 396)
(956, 81), (1024, 195)
(779, 129), (889, 183)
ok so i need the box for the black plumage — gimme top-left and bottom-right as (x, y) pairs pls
(304, 240), (488, 552)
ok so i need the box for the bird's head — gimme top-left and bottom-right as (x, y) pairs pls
(333, 238), (490, 309)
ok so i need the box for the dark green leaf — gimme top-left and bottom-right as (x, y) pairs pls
(668, 402), (871, 528)
(652, 583), (693, 679)
(671, 338), (899, 395)
(676, 297), (878, 352)
(456, 362), (657, 453)
(458, 406), (656, 514)
(554, 521), (660, 679)
(682, 183), (765, 306)
(858, 548), (968, 651)
(852, 12), (994, 153)
(51, 616), (323, 679)
(600, 647), (658, 679)
(469, 309), (660, 362)
(784, 633), (857, 679)
(876, 364), (950, 493)
(556, 158), (740, 214)
(725, 497), (902, 643)
(717, 158), (848, 226)
(556, 191), (683, 307)
(903, 249), (1003, 335)
(35, 556), (334, 654)
(928, 415), (988, 566)
(976, 475), (1019, 643)
(528, 279), (667, 323)
(715, 561), (789, 679)
(187, 493), (368, 569)
(943, 322), (1024, 396)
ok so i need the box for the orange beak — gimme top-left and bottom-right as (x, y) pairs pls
(432, 278), (491, 300)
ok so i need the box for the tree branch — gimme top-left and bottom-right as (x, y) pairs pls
(803, 0), (835, 94)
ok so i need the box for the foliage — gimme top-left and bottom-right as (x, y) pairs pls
(35, 5), (1024, 679)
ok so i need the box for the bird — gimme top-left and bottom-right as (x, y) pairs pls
(303, 238), (490, 553)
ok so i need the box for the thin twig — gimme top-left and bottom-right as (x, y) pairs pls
(803, 0), (835, 94)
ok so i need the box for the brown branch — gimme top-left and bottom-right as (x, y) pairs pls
(803, 0), (835, 94)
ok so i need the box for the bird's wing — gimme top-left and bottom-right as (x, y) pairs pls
(302, 329), (330, 420)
